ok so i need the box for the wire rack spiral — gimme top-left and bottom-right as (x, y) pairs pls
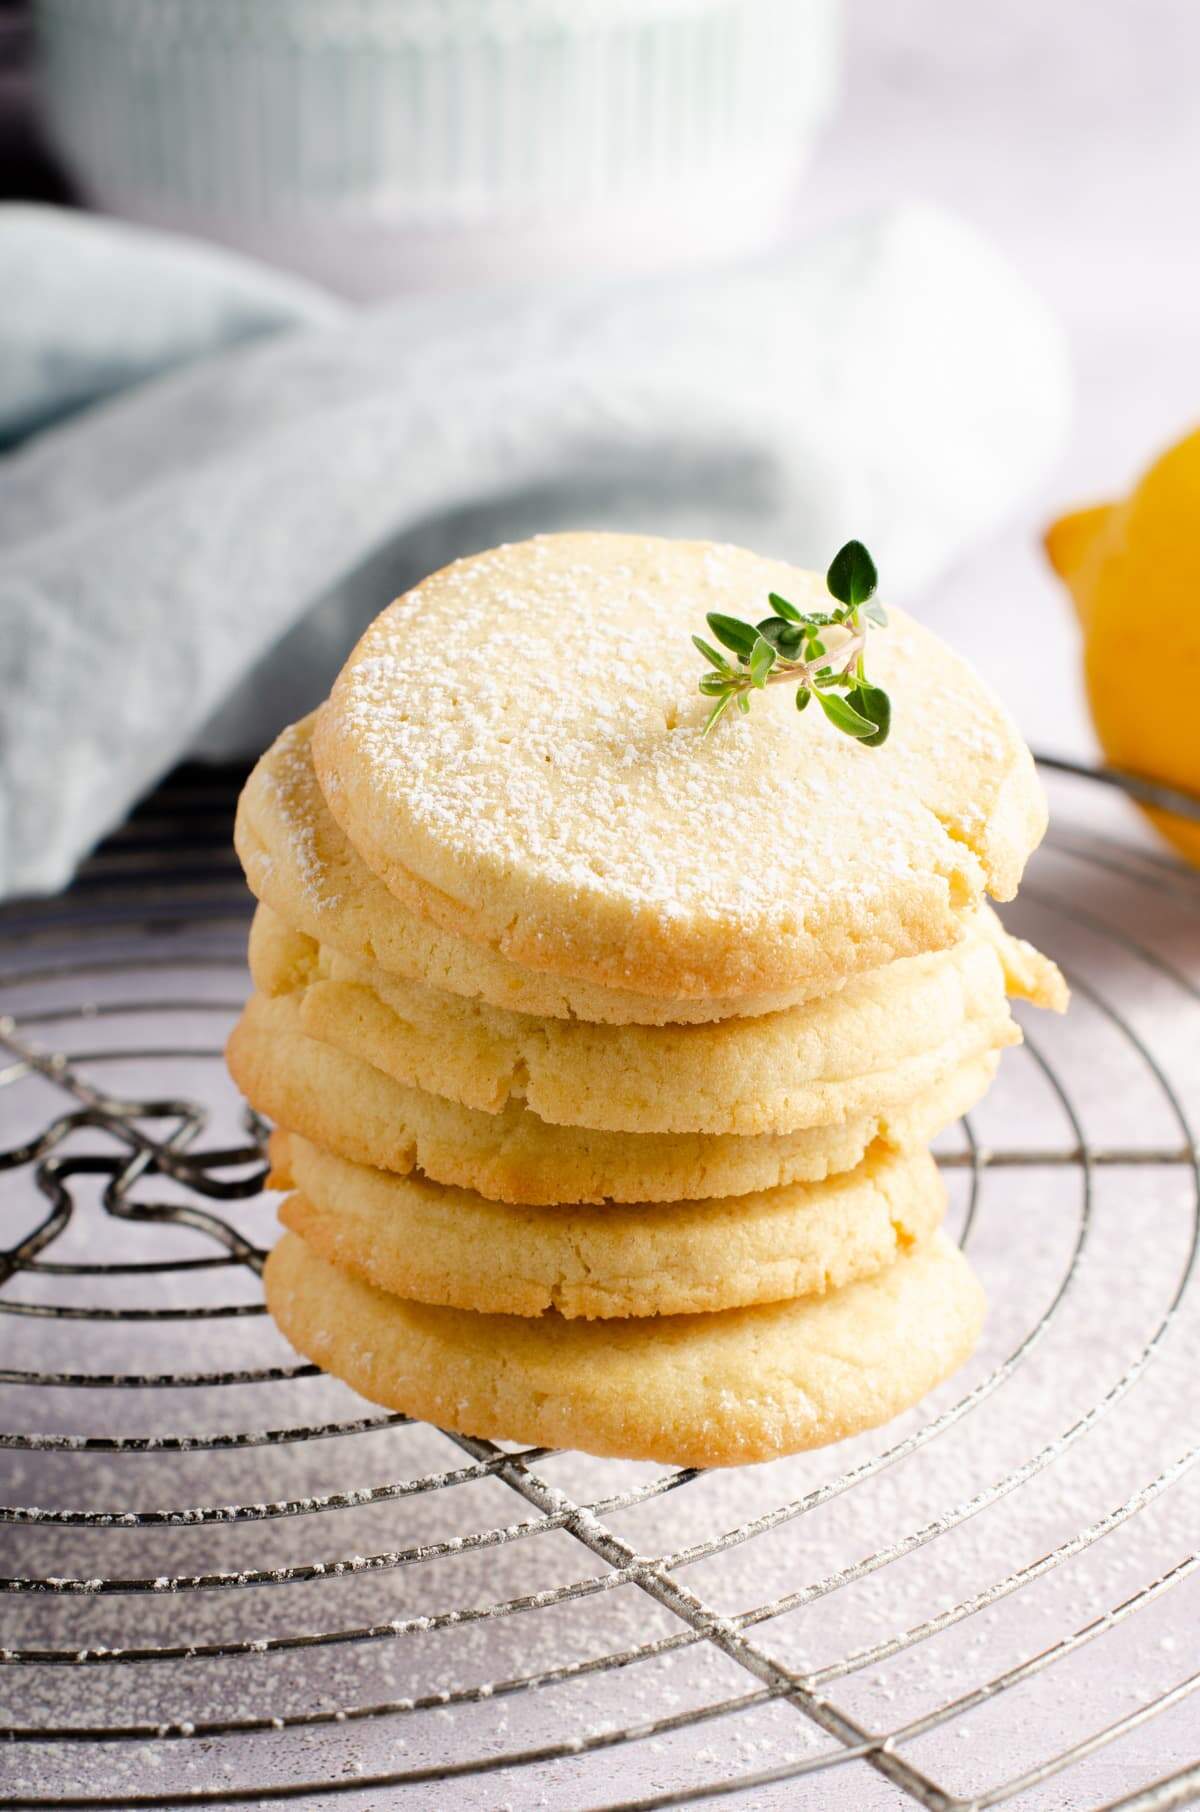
(1, 757), (1199, 1811)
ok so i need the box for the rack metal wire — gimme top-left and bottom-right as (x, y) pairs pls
(1, 757), (1199, 1810)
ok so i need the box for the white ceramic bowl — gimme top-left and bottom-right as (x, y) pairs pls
(35, 0), (840, 295)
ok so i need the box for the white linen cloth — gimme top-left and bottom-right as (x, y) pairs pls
(0, 200), (1069, 897)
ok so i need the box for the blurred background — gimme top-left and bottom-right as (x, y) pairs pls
(1, 0), (1198, 891)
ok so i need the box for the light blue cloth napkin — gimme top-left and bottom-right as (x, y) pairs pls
(0, 205), (343, 446)
(0, 201), (1069, 898)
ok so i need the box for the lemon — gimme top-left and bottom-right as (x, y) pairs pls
(1046, 426), (1200, 864)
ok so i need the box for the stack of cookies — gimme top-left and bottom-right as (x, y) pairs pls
(229, 534), (1064, 1467)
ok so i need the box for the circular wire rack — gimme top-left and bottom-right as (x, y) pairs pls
(2, 756), (1199, 1811)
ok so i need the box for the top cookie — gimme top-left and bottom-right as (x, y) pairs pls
(314, 534), (1047, 1003)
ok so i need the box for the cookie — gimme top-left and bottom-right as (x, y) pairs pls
(313, 533), (1047, 1003)
(270, 1131), (946, 1320)
(236, 714), (827, 1026)
(263, 1228), (985, 1466)
(247, 901), (1027, 1135)
(228, 992), (1000, 1205)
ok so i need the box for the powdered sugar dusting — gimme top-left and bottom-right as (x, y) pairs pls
(254, 718), (343, 914)
(318, 534), (1037, 986)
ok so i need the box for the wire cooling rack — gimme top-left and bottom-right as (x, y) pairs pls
(1, 757), (1199, 1812)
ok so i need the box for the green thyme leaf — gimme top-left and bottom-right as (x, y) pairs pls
(698, 672), (731, 696)
(748, 637), (775, 688)
(817, 689), (879, 738)
(703, 693), (735, 735)
(737, 692), (751, 714)
(795, 686), (811, 711)
(826, 539), (878, 609)
(706, 613), (760, 659)
(768, 593), (842, 629)
(756, 617), (805, 658)
(692, 634), (733, 673)
(849, 682), (891, 746)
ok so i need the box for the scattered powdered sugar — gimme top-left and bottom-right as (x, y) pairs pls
(251, 716), (344, 914)
(321, 536), (1028, 953)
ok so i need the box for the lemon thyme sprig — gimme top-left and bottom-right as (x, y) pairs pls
(694, 540), (890, 743)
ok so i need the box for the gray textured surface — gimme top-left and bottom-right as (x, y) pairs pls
(1, 765), (1199, 1809)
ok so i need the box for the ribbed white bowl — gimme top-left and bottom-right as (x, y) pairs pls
(35, 0), (840, 294)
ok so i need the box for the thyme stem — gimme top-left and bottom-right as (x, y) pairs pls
(695, 541), (891, 745)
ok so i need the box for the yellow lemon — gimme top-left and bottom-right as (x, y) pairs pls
(1046, 426), (1200, 863)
